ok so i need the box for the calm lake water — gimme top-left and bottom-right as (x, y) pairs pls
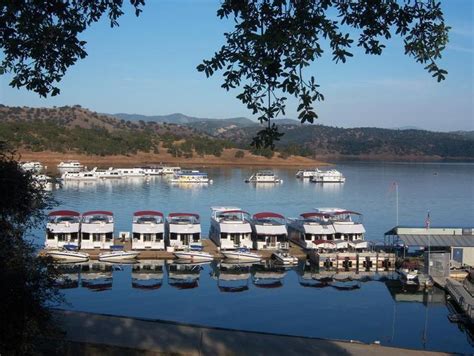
(35, 162), (474, 353)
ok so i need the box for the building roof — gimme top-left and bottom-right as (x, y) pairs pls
(395, 234), (474, 247)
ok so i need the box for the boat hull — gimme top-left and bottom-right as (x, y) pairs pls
(174, 252), (214, 261)
(221, 251), (262, 261)
(46, 250), (89, 262)
(98, 252), (140, 262)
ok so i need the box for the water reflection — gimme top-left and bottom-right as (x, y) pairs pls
(131, 260), (165, 290)
(167, 261), (207, 289)
(251, 261), (287, 289)
(81, 262), (113, 292)
(211, 261), (252, 293)
(54, 263), (81, 289)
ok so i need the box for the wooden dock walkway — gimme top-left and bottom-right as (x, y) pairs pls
(445, 278), (474, 323)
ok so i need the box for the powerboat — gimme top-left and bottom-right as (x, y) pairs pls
(45, 210), (81, 249)
(98, 245), (140, 262)
(251, 212), (288, 250)
(209, 207), (253, 249)
(57, 160), (84, 172)
(245, 171), (282, 183)
(174, 245), (214, 262)
(45, 245), (89, 263)
(80, 210), (114, 249)
(33, 174), (56, 191)
(165, 213), (202, 250)
(170, 170), (212, 184)
(272, 250), (298, 265)
(131, 210), (165, 250)
(221, 248), (262, 262)
(21, 161), (44, 172)
(310, 169), (346, 183)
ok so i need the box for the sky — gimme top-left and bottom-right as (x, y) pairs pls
(0, 0), (473, 131)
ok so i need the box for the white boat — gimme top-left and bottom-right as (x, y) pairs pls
(140, 166), (163, 176)
(272, 250), (298, 265)
(57, 160), (84, 172)
(295, 169), (321, 179)
(221, 248), (262, 262)
(398, 265), (419, 284)
(170, 170), (212, 184)
(131, 210), (165, 250)
(161, 166), (181, 175)
(94, 167), (123, 179)
(209, 207), (253, 249)
(116, 168), (147, 177)
(174, 245), (213, 261)
(45, 210), (81, 249)
(98, 246), (140, 262)
(61, 169), (97, 181)
(45, 245), (89, 262)
(21, 161), (44, 172)
(251, 212), (288, 250)
(316, 208), (366, 247)
(310, 169), (346, 183)
(80, 210), (114, 249)
(245, 171), (282, 183)
(165, 213), (202, 250)
(33, 174), (56, 191)
(288, 212), (336, 249)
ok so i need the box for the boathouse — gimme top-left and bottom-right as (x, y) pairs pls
(385, 227), (474, 272)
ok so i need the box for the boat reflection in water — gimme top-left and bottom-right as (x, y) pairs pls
(211, 261), (253, 293)
(167, 261), (207, 290)
(54, 263), (81, 289)
(131, 260), (165, 291)
(81, 262), (113, 292)
(251, 261), (287, 289)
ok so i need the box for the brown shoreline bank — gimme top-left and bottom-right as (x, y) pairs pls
(17, 149), (331, 169)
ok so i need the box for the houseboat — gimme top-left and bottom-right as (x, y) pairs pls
(310, 169), (346, 183)
(170, 170), (212, 184)
(140, 166), (163, 176)
(317, 208), (366, 244)
(33, 174), (56, 191)
(57, 160), (84, 172)
(209, 207), (253, 250)
(295, 169), (320, 179)
(116, 168), (147, 177)
(61, 170), (97, 181)
(80, 211), (114, 249)
(165, 213), (202, 250)
(245, 171), (282, 183)
(131, 210), (165, 250)
(288, 212), (336, 249)
(131, 260), (165, 290)
(20, 161), (44, 172)
(161, 166), (181, 175)
(251, 212), (289, 250)
(94, 167), (122, 179)
(45, 210), (81, 249)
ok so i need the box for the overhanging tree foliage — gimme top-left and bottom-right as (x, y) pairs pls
(0, 0), (449, 148)
(198, 0), (449, 148)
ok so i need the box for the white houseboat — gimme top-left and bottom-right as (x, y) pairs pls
(288, 212), (336, 249)
(317, 208), (366, 245)
(94, 167), (122, 179)
(131, 210), (165, 250)
(245, 171), (282, 184)
(170, 170), (212, 184)
(209, 207), (253, 250)
(161, 166), (181, 175)
(295, 169), (320, 179)
(80, 211), (114, 249)
(21, 161), (44, 173)
(57, 160), (84, 172)
(165, 213), (202, 250)
(310, 169), (346, 183)
(45, 210), (81, 249)
(116, 168), (147, 177)
(61, 169), (97, 181)
(140, 166), (163, 176)
(251, 212), (289, 250)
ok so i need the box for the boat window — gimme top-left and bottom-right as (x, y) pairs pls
(105, 233), (113, 241)
(57, 233), (67, 242)
(305, 234), (313, 241)
(47, 232), (55, 240)
(170, 233), (178, 240)
(220, 233), (227, 240)
(82, 233), (90, 240)
(156, 233), (163, 241)
(256, 235), (266, 242)
(277, 234), (286, 242)
(92, 234), (101, 242)
(133, 233), (140, 240)
(143, 234), (152, 242)
(192, 233), (200, 242)
(70, 232), (78, 240)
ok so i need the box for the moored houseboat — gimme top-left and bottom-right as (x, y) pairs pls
(161, 166), (181, 175)
(251, 212), (289, 250)
(165, 213), (202, 250)
(21, 161), (44, 172)
(94, 167), (122, 179)
(170, 170), (212, 184)
(295, 169), (320, 179)
(288, 212), (336, 249)
(209, 207), (253, 249)
(245, 171), (282, 184)
(45, 210), (81, 249)
(80, 211), (114, 249)
(116, 168), (147, 177)
(131, 210), (165, 250)
(310, 169), (346, 183)
(57, 160), (84, 172)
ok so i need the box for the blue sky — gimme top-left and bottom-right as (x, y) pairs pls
(0, 0), (472, 131)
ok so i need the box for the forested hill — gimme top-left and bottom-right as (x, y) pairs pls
(0, 105), (472, 160)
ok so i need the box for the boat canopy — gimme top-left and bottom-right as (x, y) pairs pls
(48, 210), (80, 217)
(134, 210), (163, 217)
(300, 212), (331, 219)
(83, 210), (113, 216)
(253, 212), (285, 220)
(333, 210), (362, 216)
(219, 210), (250, 216)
